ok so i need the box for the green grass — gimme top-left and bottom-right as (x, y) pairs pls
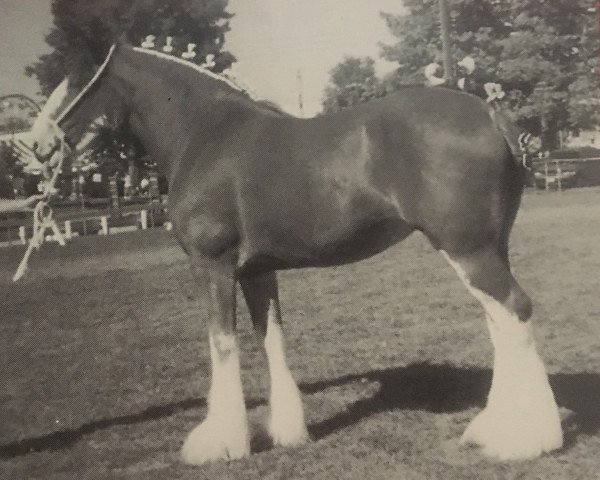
(1, 188), (599, 479)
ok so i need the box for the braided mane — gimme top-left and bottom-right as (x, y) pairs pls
(132, 46), (258, 100)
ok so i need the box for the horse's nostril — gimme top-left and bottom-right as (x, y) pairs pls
(32, 141), (38, 151)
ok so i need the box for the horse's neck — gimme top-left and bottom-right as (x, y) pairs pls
(126, 75), (252, 178)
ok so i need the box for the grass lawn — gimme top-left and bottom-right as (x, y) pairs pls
(1, 187), (599, 479)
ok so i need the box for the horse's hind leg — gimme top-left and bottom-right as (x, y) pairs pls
(441, 247), (562, 460)
(181, 257), (250, 464)
(240, 271), (309, 447)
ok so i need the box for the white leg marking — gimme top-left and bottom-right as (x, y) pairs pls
(441, 251), (563, 460)
(265, 301), (309, 446)
(181, 332), (250, 464)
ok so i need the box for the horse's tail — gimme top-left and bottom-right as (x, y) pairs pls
(488, 107), (529, 168)
(486, 106), (531, 252)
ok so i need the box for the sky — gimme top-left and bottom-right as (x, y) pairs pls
(0, 0), (406, 117)
(0, 0), (52, 103)
(226, 0), (406, 115)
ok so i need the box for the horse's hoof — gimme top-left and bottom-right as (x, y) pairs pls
(268, 383), (309, 447)
(460, 406), (562, 460)
(181, 419), (250, 465)
(269, 417), (309, 447)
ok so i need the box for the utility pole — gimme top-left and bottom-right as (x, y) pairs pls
(536, 81), (552, 150)
(438, 0), (454, 84)
(297, 69), (304, 118)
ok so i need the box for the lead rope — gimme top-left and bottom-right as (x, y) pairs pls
(13, 132), (67, 282)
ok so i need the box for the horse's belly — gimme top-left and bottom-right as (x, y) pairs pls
(237, 214), (413, 275)
(236, 162), (412, 273)
(309, 216), (414, 265)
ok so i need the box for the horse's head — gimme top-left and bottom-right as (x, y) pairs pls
(30, 78), (73, 159)
(30, 45), (127, 160)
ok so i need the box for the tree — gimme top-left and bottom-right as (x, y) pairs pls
(0, 142), (22, 176)
(379, 0), (600, 149)
(86, 119), (147, 178)
(0, 118), (30, 134)
(322, 56), (386, 113)
(26, 0), (235, 96)
(26, 0), (235, 191)
(0, 142), (21, 198)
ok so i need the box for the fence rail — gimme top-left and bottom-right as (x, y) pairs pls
(529, 156), (600, 191)
(0, 196), (168, 246)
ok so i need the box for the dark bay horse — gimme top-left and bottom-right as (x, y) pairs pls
(31, 42), (562, 463)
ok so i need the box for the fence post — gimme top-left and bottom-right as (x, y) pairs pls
(64, 220), (72, 239)
(19, 226), (26, 244)
(140, 210), (148, 230)
(109, 175), (121, 217)
(100, 216), (109, 235)
(149, 171), (160, 200)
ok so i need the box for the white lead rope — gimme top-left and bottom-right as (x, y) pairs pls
(13, 129), (68, 282)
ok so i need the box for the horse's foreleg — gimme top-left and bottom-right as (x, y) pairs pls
(181, 258), (250, 464)
(441, 248), (562, 460)
(240, 271), (309, 447)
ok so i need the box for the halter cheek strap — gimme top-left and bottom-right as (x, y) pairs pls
(48, 118), (66, 145)
(39, 119), (67, 166)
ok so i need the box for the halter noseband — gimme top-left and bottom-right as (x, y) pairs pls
(37, 119), (69, 162)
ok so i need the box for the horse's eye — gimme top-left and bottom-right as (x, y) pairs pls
(32, 142), (38, 151)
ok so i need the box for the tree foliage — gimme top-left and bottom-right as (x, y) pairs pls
(382, 0), (600, 148)
(26, 0), (235, 179)
(322, 57), (387, 113)
(26, 0), (235, 96)
(0, 117), (30, 134)
(0, 142), (22, 177)
(86, 120), (148, 178)
(325, 1), (599, 148)
(0, 142), (22, 198)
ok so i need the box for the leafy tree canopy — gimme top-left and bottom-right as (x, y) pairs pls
(383, 0), (600, 146)
(86, 119), (148, 178)
(325, 1), (599, 148)
(0, 142), (23, 179)
(26, 0), (235, 181)
(26, 0), (235, 97)
(322, 56), (387, 114)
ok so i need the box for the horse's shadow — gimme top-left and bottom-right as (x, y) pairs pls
(300, 363), (600, 447)
(302, 363), (490, 440)
(1, 363), (598, 459)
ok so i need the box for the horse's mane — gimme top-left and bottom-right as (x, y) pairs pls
(54, 43), (289, 127)
(254, 100), (288, 116)
(132, 47), (257, 100)
(132, 47), (290, 116)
